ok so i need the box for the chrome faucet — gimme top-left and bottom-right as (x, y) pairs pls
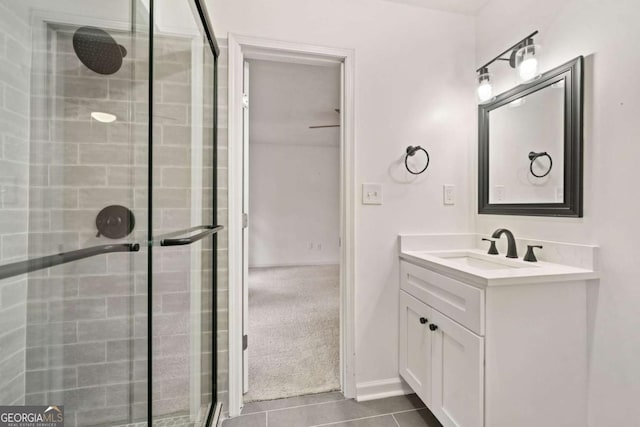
(491, 228), (518, 258)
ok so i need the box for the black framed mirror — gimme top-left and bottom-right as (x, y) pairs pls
(478, 56), (583, 217)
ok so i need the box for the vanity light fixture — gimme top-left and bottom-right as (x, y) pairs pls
(475, 31), (541, 102)
(514, 38), (541, 82)
(476, 67), (494, 103)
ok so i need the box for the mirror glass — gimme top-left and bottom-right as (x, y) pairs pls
(489, 82), (565, 203)
(478, 56), (583, 217)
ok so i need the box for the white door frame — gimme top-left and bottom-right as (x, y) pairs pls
(227, 34), (356, 417)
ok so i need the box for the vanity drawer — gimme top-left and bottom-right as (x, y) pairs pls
(400, 260), (484, 335)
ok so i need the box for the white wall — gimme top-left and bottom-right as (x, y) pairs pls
(249, 144), (340, 267)
(475, 0), (640, 425)
(248, 59), (341, 268)
(208, 0), (476, 394)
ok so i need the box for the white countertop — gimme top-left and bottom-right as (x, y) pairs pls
(400, 248), (599, 288)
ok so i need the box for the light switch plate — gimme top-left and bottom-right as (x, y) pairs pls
(362, 183), (383, 205)
(443, 184), (456, 205)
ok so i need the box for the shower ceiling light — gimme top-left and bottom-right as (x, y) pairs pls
(475, 31), (542, 103)
(91, 112), (117, 123)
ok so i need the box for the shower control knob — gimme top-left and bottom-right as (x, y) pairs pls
(95, 205), (135, 239)
(419, 317), (428, 324)
(429, 324), (438, 331)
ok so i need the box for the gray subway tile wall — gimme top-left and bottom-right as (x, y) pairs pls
(8, 22), (209, 426)
(0, 5), (224, 424)
(0, 0), (30, 407)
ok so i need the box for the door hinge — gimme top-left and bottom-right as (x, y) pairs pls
(242, 213), (248, 229)
(243, 334), (248, 350)
(242, 93), (249, 109)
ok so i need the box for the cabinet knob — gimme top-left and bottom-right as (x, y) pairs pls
(419, 317), (428, 324)
(429, 324), (438, 331)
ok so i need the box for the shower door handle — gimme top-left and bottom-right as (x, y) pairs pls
(159, 225), (223, 247)
(0, 243), (140, 280)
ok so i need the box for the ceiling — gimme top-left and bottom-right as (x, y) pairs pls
(382, 0), (491, 15)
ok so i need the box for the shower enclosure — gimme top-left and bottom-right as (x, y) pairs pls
(0, 0), (221, 426)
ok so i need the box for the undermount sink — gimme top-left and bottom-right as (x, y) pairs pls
(439, 255), (519, 270)
(432, 251), (530, 270)
(399, 234), (599, 288)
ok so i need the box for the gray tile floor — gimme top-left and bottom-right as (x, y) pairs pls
(221, 392), (442, 427)
(114, 413), (191, 427)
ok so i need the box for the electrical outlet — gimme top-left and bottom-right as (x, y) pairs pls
(443, 184), (456, 205)
(362, 183), (383, 205)
(555, 187), (564, 202)
(494, 185), (505, 202)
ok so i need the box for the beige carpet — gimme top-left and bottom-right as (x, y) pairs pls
(245, 265), (340, 402)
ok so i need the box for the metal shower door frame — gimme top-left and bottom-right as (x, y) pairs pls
(147, 0), (221, 426)
(26, 2), (220, 424)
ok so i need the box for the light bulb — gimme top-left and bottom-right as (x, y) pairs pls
(515, 41), (541, 82)
(91, 112), (117, 123)
(477, 81), (493, 102)
(518, 57), (539, 82)
(477, 68), (493, 103)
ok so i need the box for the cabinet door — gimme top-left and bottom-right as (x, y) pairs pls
(399, 291), (432, 406)
(430, 309), (484, 427)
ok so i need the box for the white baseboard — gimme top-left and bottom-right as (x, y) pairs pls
(249, 260), (340, 269)
(355, 377), (413, 402)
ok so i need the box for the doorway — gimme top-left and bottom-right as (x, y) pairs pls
(243, 58), (341, 402)
(227, 35), (356, 416)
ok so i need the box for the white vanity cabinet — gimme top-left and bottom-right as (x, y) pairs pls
(399, 255), (592, 427)
(399, 264), (484, 427)
(399, 291), (433, 405)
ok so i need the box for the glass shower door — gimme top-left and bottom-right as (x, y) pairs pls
(150, 1), (219, 426)
(0, 0), (151, 426)
(0, 0), (219, 425)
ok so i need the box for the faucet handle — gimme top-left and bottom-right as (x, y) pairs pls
(481, 238), (499, 255)
(524, 245), (543, 262)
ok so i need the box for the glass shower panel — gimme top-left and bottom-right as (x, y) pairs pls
(0, 1), (219, 425)
(0, 1), (150, 426)
(151, 1), (217, 426)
